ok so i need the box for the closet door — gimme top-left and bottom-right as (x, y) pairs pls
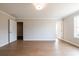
(9, 19), (17, 43)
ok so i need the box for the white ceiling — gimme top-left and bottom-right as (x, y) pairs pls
(0, 3), (79, 19)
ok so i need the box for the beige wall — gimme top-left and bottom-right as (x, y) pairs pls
(62, 10), (79, 47)
(0, 10), (15, 47)
(17, 19), (56, 41)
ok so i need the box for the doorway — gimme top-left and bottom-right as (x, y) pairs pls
(17, 22), (23, 40)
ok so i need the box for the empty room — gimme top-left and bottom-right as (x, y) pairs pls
(0, 3), (79, 56)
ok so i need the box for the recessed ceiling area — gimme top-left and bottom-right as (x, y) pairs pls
(0, 3), (79, 19)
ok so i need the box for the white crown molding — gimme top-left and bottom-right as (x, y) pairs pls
(16, 18), (58, 22)
(16, 18), (62, 22)
(0, 10), (15, 19)
(16, 18), (58, 20)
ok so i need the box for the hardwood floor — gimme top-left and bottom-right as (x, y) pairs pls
(0, 39), (79, 56)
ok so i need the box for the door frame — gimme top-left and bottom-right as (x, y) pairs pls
(8, 19), (10, 44)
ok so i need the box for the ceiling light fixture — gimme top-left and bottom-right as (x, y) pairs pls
(32, 0), (47, 10)
(33, 3), (47, 10)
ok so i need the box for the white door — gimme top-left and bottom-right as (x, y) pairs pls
(9, 19), (17, 43)
(56, 20), (63, 39)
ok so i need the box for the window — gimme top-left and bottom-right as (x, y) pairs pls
(74, 15), (79, 38)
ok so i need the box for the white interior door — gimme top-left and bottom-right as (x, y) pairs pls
(9, 19), (17, 43)
(56, 20), (63, 39)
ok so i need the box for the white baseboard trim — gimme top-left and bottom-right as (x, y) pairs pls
(24, 39), (56, 41)
(0, 40), (17, 47)
(10, 39), (17, 43)
(0, 42), (8, 47)
(60, 39), (79, 47)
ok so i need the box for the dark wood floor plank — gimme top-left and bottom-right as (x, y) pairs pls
(0, 39), (79, 56)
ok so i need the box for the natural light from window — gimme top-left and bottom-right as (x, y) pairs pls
(74, 15), (79, 38)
